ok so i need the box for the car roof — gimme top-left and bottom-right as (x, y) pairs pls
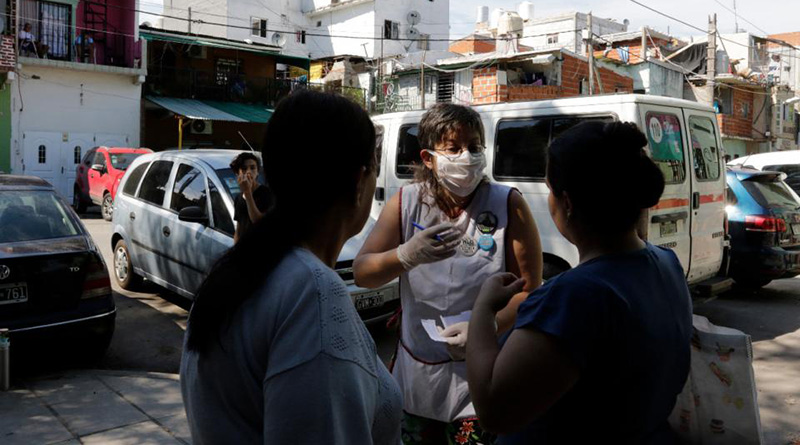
(0, 174), (55, 190)
(727, 150), (800, 170)
(370, 93), (715, 120)
(103, 147), (153, 154)
(143, 149), (258, 170)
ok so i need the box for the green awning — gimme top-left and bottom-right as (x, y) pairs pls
(147, 96), (273, 124)
(140, 28), (310, 69)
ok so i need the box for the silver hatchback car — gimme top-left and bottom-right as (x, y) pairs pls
(111, 150), (399, 321)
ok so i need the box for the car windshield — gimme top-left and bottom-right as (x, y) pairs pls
(109, 152), (145, 170)
(0, 191), (81, 243)
(742, 177), (800, 210)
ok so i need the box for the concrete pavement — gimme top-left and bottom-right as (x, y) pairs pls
(0, 370), (190, 445)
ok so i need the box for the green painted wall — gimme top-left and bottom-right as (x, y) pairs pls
(0, 80), (10, 173)
(722, 139), (747, 158)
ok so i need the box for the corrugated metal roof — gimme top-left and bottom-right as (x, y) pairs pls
(147, 97), (248, 122)
(437, 50), (556, 67)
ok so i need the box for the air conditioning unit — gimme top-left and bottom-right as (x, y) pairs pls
(190, 120), (213, 134)
(186, 46), (207, 59)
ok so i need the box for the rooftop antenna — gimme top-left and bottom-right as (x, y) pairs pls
(238, 131), (255, 152)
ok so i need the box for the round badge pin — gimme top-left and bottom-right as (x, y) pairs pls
(478, 234), (495, 252)
(458, 237), (479, 256)
(476, 211), (498, 234)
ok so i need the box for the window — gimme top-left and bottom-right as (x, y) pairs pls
(110, 153), (145, 171)
(645, 112), (686, 184)
(689, 116), (721, 181)
(316, 21), (322, 27)
(215, 58), (242, 86)
(764, 164), (800, 195)
(73, 146), (81, 164)
(251, 18), (267, 38)
(725, 186), (738, 206)
(38, 145), (46, 164)
(417, 34), (430, 51)
(170, 164), (208, 213)
(395, 125), (421, 178)
(742, 177), (800, 209)
(137, 160), (174, 206)
(209, 181), (234, 236)
(383, 20), (399, 40)
(123, 162), (150, 197)
(36, 1), (71, 60)
(494, 116), (613, 180)
(0, 191), (79, 243)
(375, 125), (384, 177)
(82, 149), (96, 167)
(547, 33), (558, 45)
(717, 88), (733, 115)
(297, 30), (306, 44)
(92, 151), (106, 169)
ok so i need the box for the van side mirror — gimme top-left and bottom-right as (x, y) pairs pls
(178, 206), (209, 225)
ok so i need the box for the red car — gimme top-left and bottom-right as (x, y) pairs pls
(73, 147), (153, 220)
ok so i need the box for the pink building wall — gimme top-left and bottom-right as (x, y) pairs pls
(75, 0), (138, 67)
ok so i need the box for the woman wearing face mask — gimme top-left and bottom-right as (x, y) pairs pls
(354, 103), (542, 444)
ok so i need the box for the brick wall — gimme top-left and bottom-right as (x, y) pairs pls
(716, 88), (755, 139)
(472, 66), (501, 104)
(449, 39), (495, 55)
(560, 53), (634, 97)
(594, 38), (671, 64)
(0, 36), (15, 72)
(508, 85), (561, 101)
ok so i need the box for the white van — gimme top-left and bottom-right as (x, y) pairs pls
(371, 94), (731, 294)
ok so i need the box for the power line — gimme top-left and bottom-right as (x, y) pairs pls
(710, 0), (769, 36)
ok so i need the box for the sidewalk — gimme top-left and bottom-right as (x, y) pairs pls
(0, 370), (190, 445)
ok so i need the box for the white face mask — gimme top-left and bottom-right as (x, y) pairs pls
(428, 150), (487, 197)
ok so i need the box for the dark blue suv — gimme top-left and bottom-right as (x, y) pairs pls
(726, 168), (800, 288)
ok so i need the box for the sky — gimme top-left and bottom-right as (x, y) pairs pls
(450, 0), (800, 40)
(139, 0), (800, 41)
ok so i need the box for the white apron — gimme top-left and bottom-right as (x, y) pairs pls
(394, 182), (510, 422)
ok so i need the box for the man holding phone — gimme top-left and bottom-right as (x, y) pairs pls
(231, 152), (272, 244)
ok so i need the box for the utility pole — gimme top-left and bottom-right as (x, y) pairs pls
(641, 27), (648, 63)
(419, 60), (425, 109)
(587, 12), (594, 95)
(706, 14), (717, 107)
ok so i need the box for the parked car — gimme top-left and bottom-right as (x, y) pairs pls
(0, 175), (115, 358)
(725, 167), (800, 288)
(111, 150), (399, 322)
(74, 147), (153, 221)
(372, 94), (731, 295)
(728, 150), (800, 195)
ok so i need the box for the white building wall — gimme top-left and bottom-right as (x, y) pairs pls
(10, 66), (142, 200)
(373, 0), (449, 57)
(310, 5), (376, 59)
(520, 12), (625, 54)
(161, 0), (229, 38)
(227, 0), (311, 58)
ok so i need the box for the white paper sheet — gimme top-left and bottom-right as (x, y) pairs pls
(440, 310), (471, 329)
(420, 319), (448, 342)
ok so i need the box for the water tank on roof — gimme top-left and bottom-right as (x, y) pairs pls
(477, 6), (489, 24)
(498, 11), (524, 36)
(490, 8), (504, 29)
(517, 2), (534, 22)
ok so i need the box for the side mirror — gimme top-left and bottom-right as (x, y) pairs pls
(178, 206), (209, 225)
(91, 164), (105, 173)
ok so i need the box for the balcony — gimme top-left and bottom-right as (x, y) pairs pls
(17, 0), (144, 74)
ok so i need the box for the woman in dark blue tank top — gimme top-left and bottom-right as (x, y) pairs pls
(466, 121), (693, 444)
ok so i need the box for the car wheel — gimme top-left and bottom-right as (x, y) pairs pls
(101, 193), (114, 221)
(73, 188), (87, 213)
(733, 275), (772, 290)
(114, 239), (142, 290)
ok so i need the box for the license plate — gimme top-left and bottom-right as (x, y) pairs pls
(660, 221), (678, 237)
(793, 224), (800, 235)
(355, 291), (384, 311)
(0, 282), (28, 305)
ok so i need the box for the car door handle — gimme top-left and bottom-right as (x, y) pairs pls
(375, 187), (385, 201)
(129, 212), (136, 221)
(162, 227), (171, 237)
(651, 212), (689, 224)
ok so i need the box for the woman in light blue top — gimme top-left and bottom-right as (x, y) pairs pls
(180, 91), (402, 444)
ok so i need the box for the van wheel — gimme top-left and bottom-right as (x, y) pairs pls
(733, 276), (772, 290)
(73, 188), (87, 213)
(101, 193), (113, 221)
(543, 261), (569, 281)
(114, 239), (142, 290)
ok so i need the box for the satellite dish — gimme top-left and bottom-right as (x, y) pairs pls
(407, 10), (422, 25)
(271, 32), (287, 47)
(407, 27), (420, 39)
